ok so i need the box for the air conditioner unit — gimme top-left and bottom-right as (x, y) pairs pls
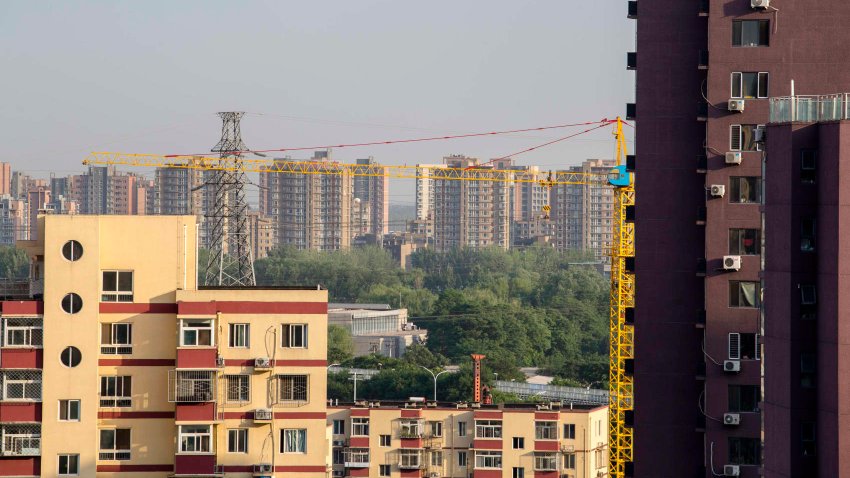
(723, 255), (742, 271)
(728, 99), (745, 112)
(710, 185), (726, 197)
(725, 152), (743, 165)
(216, 356), (225, 368)
(254, 408), (273, 421)
(332, 471), (345, 478)
(724, 360), (741, 373)
(751, 0), (769, 8)
(253, 463), (274, 474)
(724, 464), (741, 476)
(254, 357), (272, 369)
(562, 444), (575, 453)
(723, 413), (741, 426)
(332, 439), (346, 447)
(430, 473), (440, 478)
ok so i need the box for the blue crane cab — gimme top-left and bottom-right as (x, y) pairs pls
(607, 165), (632, 187)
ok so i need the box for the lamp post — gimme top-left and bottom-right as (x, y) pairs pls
(419, 366), (450, 401)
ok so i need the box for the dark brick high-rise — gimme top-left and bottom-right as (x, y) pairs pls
(632, 1), (850, 477)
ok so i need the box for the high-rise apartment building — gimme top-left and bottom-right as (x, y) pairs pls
(260, 150), (353, 251)
(502, 164), (553, 247)
(550, 160), (615, 262)
(633, 2), (850, 477)
(0, 162), (11, 196)
(247, 209), (276, 260)
(353, 157), (389, 237)
(414, 164), (441, 221)
(0, 195), (27, 244)
(154, 161), (206, 216)
(430, 155), (511, 251)
(25, 187), (50, 241)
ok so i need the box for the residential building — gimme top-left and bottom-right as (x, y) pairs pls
(0, 195), (27, 245)
(260, 150), (353, 251)
(25, 187), (50, 241)
(504, 164), (553, 247)
(353, 157), (389, 237)
(633, 2), (850, 477)
(247, 209), (276, 260)
(328, 304), (425, 358)
(414, 164), (442, 221)
(327, 401), (608, 478)
(382, 231), (429, 270)
(0, 162), (11, 196)
(2, 214), (329, 477)
(154, 160), (206, 216)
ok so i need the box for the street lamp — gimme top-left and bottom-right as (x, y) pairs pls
(419, 366), (450, 401)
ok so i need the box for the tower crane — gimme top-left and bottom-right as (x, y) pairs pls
(82, 117), (635, 478)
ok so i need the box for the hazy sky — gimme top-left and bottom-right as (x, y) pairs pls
(0, 1), (634, 206)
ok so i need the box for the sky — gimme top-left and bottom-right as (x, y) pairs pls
(0, 1), (635, 206)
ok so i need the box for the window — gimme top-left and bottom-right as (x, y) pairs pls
(595, 445), (606, 468)
(728, 437), (760, 465)
(59, 399), (80, 421)
(228, 428), (248, 453)
(801, 352), (817, 388)
(728, 385), (760, 412)
(801, 217), (816, 252)
(430, 421), (443, 437)
(534, 452), (558, 471)
(100, 376), (132, 407)
(475, 420), (502, 438)
(564, 423), (576, 440)
(730, 124), (765, 151)
(62, 240), (83, 261)
(173, 371), (215, 402)
(457, 421), (467, 437)
(61, 293), (82, 314)
(102, 271), (133, 302)
(801, 285), (817, 305)
(282, 324), (307, 348)
(3, 318), (42, 348)
(179, 425), (212, 454)
(475, 451), (502, 469)
(431, 450), (443, 466)
(60, 346), (82, 368)
(802, 422), (816, 456)
(277, 375), (308, 403)
(728, 333), (760, 360)
(101, 323), (132, 354)
(228, 323), (249, 348)
(513, 467), (525, 478)
(58, 454), (80, 475)
(2, 371), (41, 401)
(458, 451), (468, 467)
(348, 448), (370, 465)
(801, 150), (817, 183)
(281, 428), (307, 453)
(99, 428), (131, 460)
(729, 229), (761, 255)
(535, 421), (557, 440)
(379, 464), (391, 477)
(731, 72), (769, 99)
(400, 419), (421, 438)
(732, 20), (769, 47)
(225, 375), (250, 403)
(730, 177), (761, 204)
(352, 418), (369, 436)
(180, 320), (214, 346)
(565, 452), (576, 469)
(512, 437), (525, 449)
(333, 419), (345, 435)
(730, 281), (760, 308)
(333, 447), (345, 465)
(380, 434), (391, 447)
(399, 449), (421, 468)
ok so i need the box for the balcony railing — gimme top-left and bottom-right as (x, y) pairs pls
(1, 425), (41, 456)
(770, 93), (850, 123)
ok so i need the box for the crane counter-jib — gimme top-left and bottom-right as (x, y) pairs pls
(82, 152), (609, 186)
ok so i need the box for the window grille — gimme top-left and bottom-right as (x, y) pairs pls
(1, 318), (43, 347)
(0, 424), (41, 456)
(168, 370), (216, 403)
(273, 374), (308, 406)
(0, 370), (42, 401)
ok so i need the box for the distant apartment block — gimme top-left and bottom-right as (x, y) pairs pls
(550, 159), (615, 261)
(328, 303), (425, 358)
(0, 162), (11, 196)
(353, 157), (389, 236)
(260, 150), (353, 251)
(0, 195), (26, 244)
(415, 163), (441, 221)
(247, 209), (276, 260)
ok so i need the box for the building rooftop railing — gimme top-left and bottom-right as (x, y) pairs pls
(493, 380), (608, 406)
(770, 93), (850, 123)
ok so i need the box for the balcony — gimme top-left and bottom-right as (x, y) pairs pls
(770, 93), (850, 123)
(168, 370), (217, 403)
(0, 425), (41, 456)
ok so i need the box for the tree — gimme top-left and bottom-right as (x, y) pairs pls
(0, 247), (29, 279)
(327, 325), (354, 364)
(402, 344), (448, 369)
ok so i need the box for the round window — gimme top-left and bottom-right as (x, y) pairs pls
(60, 346), (82, 367)
(62, 240), (83, 261)
(61, 293), (83, 314)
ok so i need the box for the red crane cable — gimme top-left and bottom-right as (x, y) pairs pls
(165, 119), (615, 158)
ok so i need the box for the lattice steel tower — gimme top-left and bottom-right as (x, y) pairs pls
(203, 112), (256, 286)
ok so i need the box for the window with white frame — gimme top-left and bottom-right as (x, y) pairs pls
(347, 447), (370, 465)
(399, 449), (421, 469)
(101, 271), (133, 302)
(379, 434), (391, 447)
(535, 421), (557, 440)
(352, 418), (369, 436)
(225, 375), (250, 403)
(276, 375), (308, 403)
(180, 319), (214, 346)
(332, 419), (345, 435)
(1, 370), (42, 401)
(399, 419), (421, 438)
(228, 323), (249, 348)
(172, 370), (215, 402)
(430, 421), (443, 437)
(227, 428), (248, 453)
(475, 420), (502, 439)
(58, 454), (79, 475)
(564, 452), (576, 469)
(731, 72), (768, 99)
(281, 429), (307, 453)
(730, 124), (765, 152)
(282, 324), (307, 348)
(100, 323), (132, 355)
(99, 428), (131, 460)
(99, 376), (132, 407)
(431, 450), (443, 466)
(475, 451), (502, 469)
(728, 333), (760, 360)
(534, 452), (558, 471)
(3, 318), (42, 347)
(0, 424), (41, 456)
(59, 400), (80, 421)
(179, 425), (212, 453)
(564, 423), (576, 440)
(379, 464), (390, 476)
